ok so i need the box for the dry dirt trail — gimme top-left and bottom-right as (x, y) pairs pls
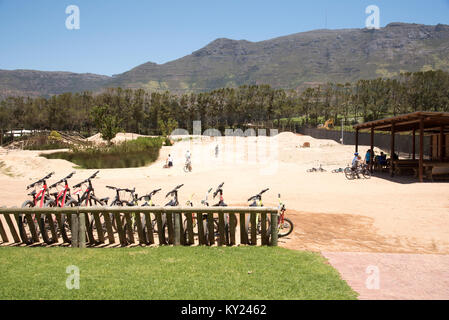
(1, 132), (449, 299)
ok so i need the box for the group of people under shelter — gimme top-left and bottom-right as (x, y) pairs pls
(352, 149), (398, 172)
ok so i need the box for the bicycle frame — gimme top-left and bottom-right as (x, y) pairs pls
(55, 181), (72, 207)
(33, 184), (49, 208)
(77, 180), (97, 206)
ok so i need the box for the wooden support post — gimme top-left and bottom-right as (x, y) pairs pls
(370, 126), (374, 173)
(439, 126), (444, 162)
(0, 217), (8, 243)
(4, 213), (20, 243)
(419, 118), (424, 182)
(71, 214), (79, 248)
(412, 129), (416, 160)
(174, 212), (181, 246)
(270, 212), (278, 246)
(390, 123), (396, 177)
(78, 213), (86, 248)
(355, 128), (359, 153)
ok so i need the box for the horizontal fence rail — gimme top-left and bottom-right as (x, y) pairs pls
(0, 207), (279, 248)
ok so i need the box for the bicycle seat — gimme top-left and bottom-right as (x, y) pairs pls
(28, 190), (37, 197)
(106, 186), (117, 190)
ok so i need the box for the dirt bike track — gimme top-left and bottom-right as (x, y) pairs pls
(1, 132), (449, 299)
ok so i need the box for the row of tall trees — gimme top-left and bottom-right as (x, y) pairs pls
(1, 70), (448, 135)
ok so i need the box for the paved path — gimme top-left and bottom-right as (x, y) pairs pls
(322, 252), (449, 300)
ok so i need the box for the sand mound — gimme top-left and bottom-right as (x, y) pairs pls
(87, 132), (148, 145)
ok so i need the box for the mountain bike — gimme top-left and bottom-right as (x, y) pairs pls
(183, 159), (192, 173)
(212, 182), (229, 243)
(307, 164), (327, 172)
(102, 185), (136, 240)
(182, 188), (216, 241)
(44, 171), (77, 243)
(245, 188), (270, 238)
(164, 184), (184, 244)
(71, 171), (109, 243)
(344, 163), (371, 180)
(71, 171), (107, 206)
(276, 194), (294, 238)
(19, 172), (55, 244)
(136, 188), (162, 235)
(183, 188), (212, 240)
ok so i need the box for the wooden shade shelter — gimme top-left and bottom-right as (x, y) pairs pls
(354, 112), (449, 182)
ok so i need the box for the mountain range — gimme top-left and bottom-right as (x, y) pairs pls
(1, 22), (449, 97)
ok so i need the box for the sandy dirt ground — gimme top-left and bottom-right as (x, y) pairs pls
(1, 132), (448, 254)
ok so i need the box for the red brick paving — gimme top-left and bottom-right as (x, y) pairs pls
(322, 252), (449, 300)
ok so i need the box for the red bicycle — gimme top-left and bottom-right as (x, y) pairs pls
(46, 171), (76, 207)
(19, 172), (55, 244)
(45, 171), (77, 243)
(277, 194), (293, 238)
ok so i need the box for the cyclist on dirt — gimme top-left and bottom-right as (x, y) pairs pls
(184, 150), (192, 172)
(351, 153), (361, 178)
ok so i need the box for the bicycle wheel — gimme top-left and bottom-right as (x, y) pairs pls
(19, 200), (35, 244)
(278, 217), (294, 238)
(344, 167), (355, 180)
(256, 217), (271, 236)
(183, 216), (198, 237)
(362, 168), (372, 179)
(43, 200), (59, 243)
(109, 200), (123, 232)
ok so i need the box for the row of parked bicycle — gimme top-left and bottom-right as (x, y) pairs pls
(19, 171), (294, 244)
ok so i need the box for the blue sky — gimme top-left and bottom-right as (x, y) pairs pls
(0, 0), (448, 76)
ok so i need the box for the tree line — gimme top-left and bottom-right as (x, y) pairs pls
(1, 70), (448, 136)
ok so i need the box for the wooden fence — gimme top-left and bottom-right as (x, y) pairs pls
(0, 207), (279, 247)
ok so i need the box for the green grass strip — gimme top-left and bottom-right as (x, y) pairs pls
(0, 246), (357, 300)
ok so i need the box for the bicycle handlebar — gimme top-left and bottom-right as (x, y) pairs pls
(247, 188), (270, 202)
(165, 184), (184, 198)
(138, 188), (162, 201)
(72, 171), (100, 189)
(106, 186), (135, 194)
(27, 172), (55, 189)
(48, 171), (76, 189)
(213, 182), (224, 198)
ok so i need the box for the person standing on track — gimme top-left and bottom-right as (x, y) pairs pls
(167, 154), (173, 168)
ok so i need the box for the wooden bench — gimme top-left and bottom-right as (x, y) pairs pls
(423, 162), (449, 181)
(392, 160), (419, 176)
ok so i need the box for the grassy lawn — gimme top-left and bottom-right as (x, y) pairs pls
(0, 246), (357, 300)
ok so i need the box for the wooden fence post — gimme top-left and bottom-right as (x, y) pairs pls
(71, 214), (79, 248)
(174, 212), (181, 246)
(270, 212), (278, 246)
(79, 212), (86, 248)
